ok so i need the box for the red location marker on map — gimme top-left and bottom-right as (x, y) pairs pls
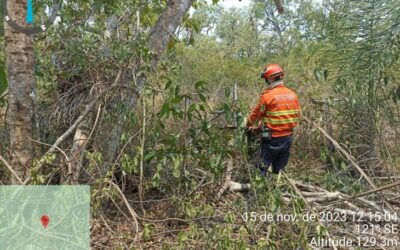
(40, 215), (50, 229)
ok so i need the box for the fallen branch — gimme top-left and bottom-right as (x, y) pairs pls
(282, 172), (338, 250)
(304, 192), (344, 203)
(99, 214), (130, 249)
(0, 154), (23, 184)
(28, 137), (72, 179)
(351, 181), (400, 199)
(302, 115), (397, 213)
(108, 181), (140, 242)
(216, 159), (233, 199)
(0, 89), (8, 99)
(229, 181), (251, 192)
(217, 158), (251, 199)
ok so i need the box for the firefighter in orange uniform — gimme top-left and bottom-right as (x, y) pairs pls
(246, 64), (300, 175)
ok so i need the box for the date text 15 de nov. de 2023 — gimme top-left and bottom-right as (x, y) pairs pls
(242, 211), (398, 223)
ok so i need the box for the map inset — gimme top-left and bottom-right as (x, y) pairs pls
(0, 185), (90, 250)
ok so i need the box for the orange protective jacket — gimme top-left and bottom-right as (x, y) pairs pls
(247, 83), (300, 138)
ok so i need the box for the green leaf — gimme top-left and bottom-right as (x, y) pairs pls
(0, 66), (7, 96)
(323, 69), (329, 80)
(142, 224), (154, 240)
(195, 80), (207, 91)
(167, 37), (178, 50)
(224, 87), (231, 99)
(187, 103), (196, 114)
(383, 75), (389, 85)
(160, 103), (170, 116)
(170, 96), (183, 104)
(314, 68), (328, 82)
(224, 212), (236, 224)
(144, 151), (156, 162)
(164, 77), (173, 90)
(172, 155), (182, 178)
(198, 93), (205, 102)
(223, 103), (230, 113)
(189, 34), (195, 45)
(199, 104), (205, 111)
(174, 85), (181, 96)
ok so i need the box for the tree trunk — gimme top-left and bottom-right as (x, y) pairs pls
(96, 0), (193, 177)
(67, 111), (95, 183)
(4, 0), (35, 183)
(67, 0), (193, 181)
(67, 15), (118, 183)
(273, 0), (284, 13)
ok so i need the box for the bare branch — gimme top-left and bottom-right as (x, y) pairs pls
(0, 154), (23, 184)
(23, 70), (123, 184)
(108, 181), (140, 242)
(302, 115), (397, 213)
(352, 181), (400, 199)
(0, 89), (8, 99)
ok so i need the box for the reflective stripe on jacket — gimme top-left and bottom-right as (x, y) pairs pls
(247, 83), (300, 138)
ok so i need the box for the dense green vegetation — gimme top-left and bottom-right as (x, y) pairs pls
(1, 0), (400, 248)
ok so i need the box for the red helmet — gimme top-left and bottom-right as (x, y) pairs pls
(260, 64), (284, 79)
